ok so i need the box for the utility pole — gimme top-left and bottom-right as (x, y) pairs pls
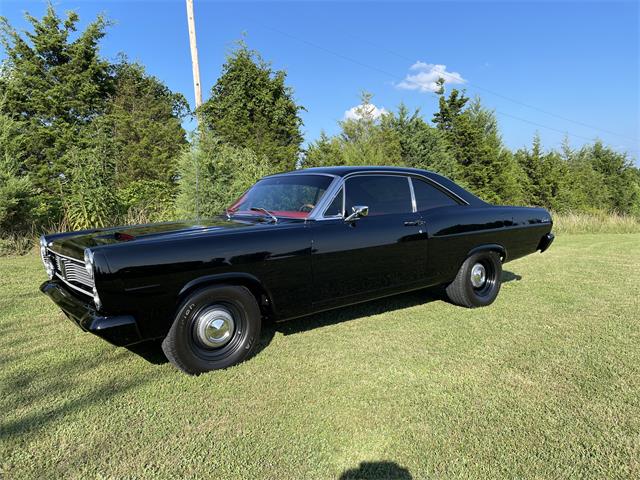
(186, 0), (203, 112)
(185, 0), (202, 220)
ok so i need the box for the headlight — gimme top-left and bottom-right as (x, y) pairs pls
(84, 248), (95, 279)
(40, 236), (54, 279)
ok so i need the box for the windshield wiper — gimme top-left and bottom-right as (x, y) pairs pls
(250, 207), (278, 223)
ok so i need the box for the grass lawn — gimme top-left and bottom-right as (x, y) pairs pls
(1, 233), (639, 479)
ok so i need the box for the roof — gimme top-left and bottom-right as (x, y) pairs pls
(292, 165), (437, 178)
(269, 166), (488, 207)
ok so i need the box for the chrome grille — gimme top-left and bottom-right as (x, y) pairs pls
(50, 251), (94, 294)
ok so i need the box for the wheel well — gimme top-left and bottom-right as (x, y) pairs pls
(467, 244), (506, 262)
(177, 277), (275, 320)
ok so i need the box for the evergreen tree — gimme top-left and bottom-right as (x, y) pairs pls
(338, 92), (402, 166)
(557, 139), (608, 212)
(515, 134), (569, 210)
(304, 132), (345, 167)
(380, 103), (458, 178)
(432, 77), (468, 132)
(433, 87), (526, 204)
(0, 5), (113, 210)
(580, 141), (639, 213)
(101, 59), (189, 186)
(199, 41), (304, 172)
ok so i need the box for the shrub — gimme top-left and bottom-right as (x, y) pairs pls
(117, 180), (176, 224)
(0, 156), (35, 235)
(0, 234), (34, 256)
(176, 135), (273, 219)
(63, 147), (119, 230)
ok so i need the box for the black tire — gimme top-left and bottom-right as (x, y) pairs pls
(445, 251), (502, 308)
(162, 285), (261, 375)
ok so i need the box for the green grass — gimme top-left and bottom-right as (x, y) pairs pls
(553, 211), (640, 234)
(1, 234), (639, 479)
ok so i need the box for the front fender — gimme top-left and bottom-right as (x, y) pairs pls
(177, 272), (275, 317)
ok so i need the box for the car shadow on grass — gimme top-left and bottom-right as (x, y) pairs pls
(502, 270), (522, 283)
(257, 269), (522, 354)
(124, 270), (522, 366)
(272, 286), (444, 338)
(339, 461), (412, 479)
(125, 341), (169, 365)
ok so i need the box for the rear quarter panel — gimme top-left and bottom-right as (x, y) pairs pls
(422, 205), (552, 283)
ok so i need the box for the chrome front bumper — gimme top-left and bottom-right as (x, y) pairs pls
(40, 279), (142, 347)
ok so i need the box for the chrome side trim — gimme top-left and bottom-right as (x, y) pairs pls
(308, 169), (468, 221)
(307, 175), (344, 221)
(408, 177), (417, 213)
(318, 186), (344, 220)
(408, 174), (468, 206)
(343, 170), (468, 206)
(317, 172), (419, 220)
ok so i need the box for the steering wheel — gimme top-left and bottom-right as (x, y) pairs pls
(299, 203), (315, 212)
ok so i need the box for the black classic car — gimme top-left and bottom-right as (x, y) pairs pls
(40, 166), (554, 374)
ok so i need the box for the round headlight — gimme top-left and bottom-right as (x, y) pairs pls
(84, 249), (94, 278)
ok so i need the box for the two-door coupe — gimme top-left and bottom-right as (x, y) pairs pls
(40, 166), (554, 374)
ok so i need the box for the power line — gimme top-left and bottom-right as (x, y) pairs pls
(263, 26), (401, 81)
(493, 110), (595, 142)
(262, 25), (639, 152)
(339, 31), (640, 144)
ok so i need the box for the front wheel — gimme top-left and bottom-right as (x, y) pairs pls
(162, 285), (261, 375)
(445, 252), (502, 308)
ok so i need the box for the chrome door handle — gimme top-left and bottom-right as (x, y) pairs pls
(404, 220), (425, 227)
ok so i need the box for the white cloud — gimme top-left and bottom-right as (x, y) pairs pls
(396, 61), (465, 93)
(344, 103), (388, 121)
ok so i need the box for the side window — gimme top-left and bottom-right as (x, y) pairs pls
(345, 176), (412, 216)
(412, 178), (459, 211)
(324, 188), (344, 217)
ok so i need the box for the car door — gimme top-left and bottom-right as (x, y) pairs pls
(310, 174), (428, 309)
(410, 176), (466, 283)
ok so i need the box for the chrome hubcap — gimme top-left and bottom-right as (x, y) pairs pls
(470, 263), (487, 288)
(194, 306), (235, 348)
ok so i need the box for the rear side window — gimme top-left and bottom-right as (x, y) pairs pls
(412, 178), (459, 211)
(345, 175), (412, 216)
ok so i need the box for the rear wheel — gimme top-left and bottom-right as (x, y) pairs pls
(445, 252), (502, 308)
(162, 285), (261, 375)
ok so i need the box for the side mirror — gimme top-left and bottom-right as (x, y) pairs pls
(344, 205), (369, 222)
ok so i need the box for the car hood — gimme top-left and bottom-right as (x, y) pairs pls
(46, 216), (285, 260)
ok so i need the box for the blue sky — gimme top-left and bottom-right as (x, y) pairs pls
(2, 1), (639, 162)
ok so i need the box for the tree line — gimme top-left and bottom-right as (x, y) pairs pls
(1, 6), (638, 247)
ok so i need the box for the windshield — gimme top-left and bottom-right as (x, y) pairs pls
(228, 174), (334, 219)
